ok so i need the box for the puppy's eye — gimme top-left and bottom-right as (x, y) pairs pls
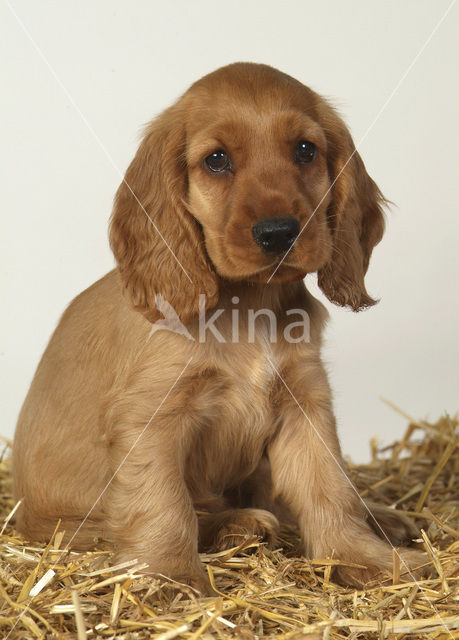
(205, 150), (230, 173)
(294, 140), (316, 164)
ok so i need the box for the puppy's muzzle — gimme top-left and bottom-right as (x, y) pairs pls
(252, 216), (300, 254)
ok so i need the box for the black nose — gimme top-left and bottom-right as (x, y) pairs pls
(252, 216), (300, 254)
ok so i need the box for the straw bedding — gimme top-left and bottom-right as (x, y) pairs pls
(0, 411), (458, 639)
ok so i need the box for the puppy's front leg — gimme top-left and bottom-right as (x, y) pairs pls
(268, 358), (426, 587)
(102, 373), (210, 594)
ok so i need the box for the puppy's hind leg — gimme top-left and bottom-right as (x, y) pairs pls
(365, 501), (420, 546)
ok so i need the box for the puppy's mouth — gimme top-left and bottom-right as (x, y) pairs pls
(288, 272), (307, 281)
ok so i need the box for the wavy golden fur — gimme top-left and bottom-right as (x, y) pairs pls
(13, 63), (425, 593)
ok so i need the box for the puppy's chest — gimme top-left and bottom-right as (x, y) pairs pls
(188, 335), (281, 488)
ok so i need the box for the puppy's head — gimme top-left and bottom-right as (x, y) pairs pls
(110, 62), (385, 323)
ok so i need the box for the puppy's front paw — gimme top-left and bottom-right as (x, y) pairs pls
(115, 552), (214, 596)
(334, 546), (428, 588)
(165, 569), (215, 597)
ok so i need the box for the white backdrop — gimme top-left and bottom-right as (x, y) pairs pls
(1, 0), (458, 461)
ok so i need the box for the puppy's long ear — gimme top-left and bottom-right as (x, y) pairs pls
(317, 105), (386, 311)
(110, 104), (218, 324)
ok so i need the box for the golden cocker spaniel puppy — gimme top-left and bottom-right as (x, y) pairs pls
(13, 62), (425, 594)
